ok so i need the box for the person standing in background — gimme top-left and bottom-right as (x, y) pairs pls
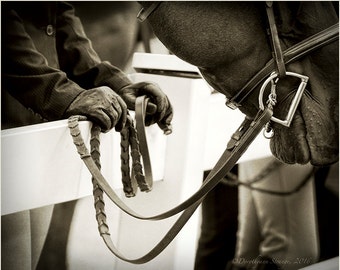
(2, 2), (173, 269)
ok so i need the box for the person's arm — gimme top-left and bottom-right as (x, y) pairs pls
(55, 2), (132, 91)
(2, 6), (126, 131)
(56, 2), (173, 132)
(2, 7), (84, 121)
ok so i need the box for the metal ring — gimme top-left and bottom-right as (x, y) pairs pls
(258, 71), (309, 127)
(263, 128), (274, 139)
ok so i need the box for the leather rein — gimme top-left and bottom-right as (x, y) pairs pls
(68, 3), (339, 264)
(68, 100), (272, 264)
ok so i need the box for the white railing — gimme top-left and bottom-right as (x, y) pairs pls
(1, 54), (272, 270)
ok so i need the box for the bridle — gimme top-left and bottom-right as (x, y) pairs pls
(227, 22), (339, 111)
(68, 2), (339, 264)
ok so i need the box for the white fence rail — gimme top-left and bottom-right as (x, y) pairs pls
(1, 54), (271, 270)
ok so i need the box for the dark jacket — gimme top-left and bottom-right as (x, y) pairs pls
(2, 1), (132, 128)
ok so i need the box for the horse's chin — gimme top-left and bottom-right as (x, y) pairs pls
(269, 111), (310, 164)
(269, 100), (339, 166)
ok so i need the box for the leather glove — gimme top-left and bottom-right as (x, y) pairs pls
(118, 82), (173, 134)
(64, 86), (127, 132)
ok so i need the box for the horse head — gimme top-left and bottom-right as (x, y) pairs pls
(139, 1), (339, 166)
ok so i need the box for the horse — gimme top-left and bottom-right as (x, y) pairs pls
(138, 1), (339, 167)
(135, 2), (339, 269)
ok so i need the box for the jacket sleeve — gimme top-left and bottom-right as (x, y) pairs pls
(2, 8), (85, 121)
(55, 2), (132, 92)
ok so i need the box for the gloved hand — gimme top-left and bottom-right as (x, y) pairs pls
(64, 86), (127, 132)
(118, 82), (173, 134)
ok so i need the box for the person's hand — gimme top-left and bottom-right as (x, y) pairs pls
(118, 82), (173, 134)
(64, 86), (127, 132)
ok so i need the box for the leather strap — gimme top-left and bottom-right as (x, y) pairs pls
(266, 1), (286, 77)
(68, 98), (273, 263)
(226, 22), (339, 109)
(118, 114), (152, 196)
(67, 13), (339, 264)
(135, 97), (153, 189)
(137, 2), (162, 22)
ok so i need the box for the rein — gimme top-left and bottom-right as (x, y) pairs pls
(67, 2), (339, 264)
(68, 96), (314, 262)
(68, 97), (273, 263)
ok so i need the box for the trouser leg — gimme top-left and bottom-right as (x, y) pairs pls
(2, 211), (32, 270)
(30, 206), (55, 269)
(233, 177), (262, 266)
(235, 157), (319, 270)
(1, 205), (54, 270)
(36, 200), (77, 270)
(314, 163), (339, 261)
(194, 171), (239, 270)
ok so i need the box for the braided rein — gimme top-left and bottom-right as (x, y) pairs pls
(68, 112), (152, 235)
(67, 95), (312, 263)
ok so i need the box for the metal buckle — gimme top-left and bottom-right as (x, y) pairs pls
(258, 72), (309, 127)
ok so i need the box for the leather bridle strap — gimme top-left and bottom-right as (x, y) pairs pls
(137, 1), (162, 22)
(266, 1), (286, 77)
(226, 22), (339, 109)
(68, 99), (273, 263)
